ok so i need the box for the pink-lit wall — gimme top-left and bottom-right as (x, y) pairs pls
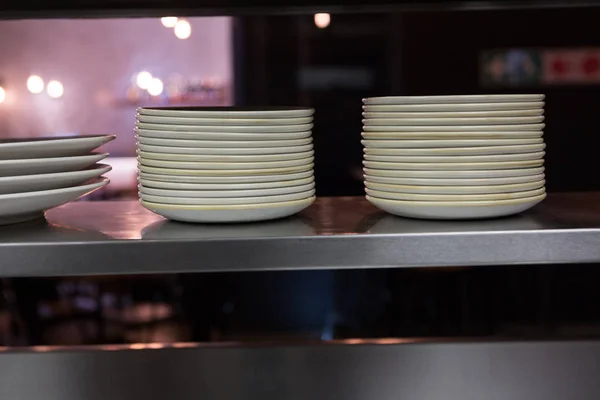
(0, 17), (233, 156)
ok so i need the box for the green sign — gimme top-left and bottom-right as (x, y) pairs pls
(480, 49), (543, 87)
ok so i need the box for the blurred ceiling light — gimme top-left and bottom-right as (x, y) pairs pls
(27, 75), (44, 94)
(174, 19), (191, 39)
(161, 17), (178, 28)
(147, 78), (164, 96)
(314, 13), (331, 29)
(0, 87), (5, 104)
(47, 80), (64, 99)
(136, 71), (153, 89)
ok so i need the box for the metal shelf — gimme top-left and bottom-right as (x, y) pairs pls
(0, 193), (599, 277)
(1, 339), (600, 400)
(1, 0), (599, 19)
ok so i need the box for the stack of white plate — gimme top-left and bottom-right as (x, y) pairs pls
(0, 135), (114, 225)
(362, 95), (547, 219)
(136, 107), (316, 223)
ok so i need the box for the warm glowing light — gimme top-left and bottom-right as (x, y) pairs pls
(0, 87), (5, 104)
(172, 342), (198, 349)
(147, 78), (164, 96)
(161, 17), (178, 28)
(136, 71), (153, 89)
(314, 13), (331, 29)
(27, 75), (45, 94)
(174, 19), (191, 39)
(47, 80), (64, 99)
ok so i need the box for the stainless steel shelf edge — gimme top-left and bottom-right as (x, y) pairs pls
(1, 340), (600, 400)
(0, 193), (599, 277)
(0, 229), (599, 277)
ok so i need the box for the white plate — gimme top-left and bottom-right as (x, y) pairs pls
(363, 94), (545, 105)
(138, 143), (314, 155)
(138, 150), (314, 162)
(0, 153), (108, 177)
(363, 123), (545, 132)
(0, 178), (109, 225)
(135, 128), (312, 141)
(137, 115), (313, 126)
(139, 163), (314, 176)
(141, 196), (315, 223)
(363, 159), (544, 170)
(362, 138), (543, 148)
(366, 187), (545, 201)
(362, 109), (544, 118)
(367, 193), (546, 220)
(136, 122), (313, 133)
(363, 173), (545, 186)
(0, 135), (115, 160)
(363, 116), (544, 126)
(139, 170), (314, 184)
(137, 136), (312, 148)
(364, 179), (545, 194)
(138, 156), (314, 170)
(0, 163), (111, 195)
(140, 189), (315, 205)
(364, 143), (546, 156)
(138, 106), (315, 119)
(364, 166), (545, 179)
(139, 176), (314, 191)
(364, 151), (545, 163)
(139, 182), (315, 198)
(363, 102), (545, 112)
(362, 131), (543, 139)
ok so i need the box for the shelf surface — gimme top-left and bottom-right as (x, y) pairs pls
(0, 193), (599, 277)
(1, 339), (600, 400)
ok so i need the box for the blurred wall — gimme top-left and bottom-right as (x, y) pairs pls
(399, 8), (600, 192)
(0, 17), (233, 156)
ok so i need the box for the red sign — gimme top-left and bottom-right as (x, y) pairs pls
(542, 49), (600, 84)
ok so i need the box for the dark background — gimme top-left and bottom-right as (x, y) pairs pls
(3, 4), (600, 346)
(237, 7), (600, 195)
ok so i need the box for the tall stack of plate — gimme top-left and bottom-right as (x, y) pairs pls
(362, 95), (547, 219)
(0, 135), (113, 225)
(136, 107), (316, 223)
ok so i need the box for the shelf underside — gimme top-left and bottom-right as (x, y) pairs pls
(1, 0), (599, 18)
(0, 193), (599, 277)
